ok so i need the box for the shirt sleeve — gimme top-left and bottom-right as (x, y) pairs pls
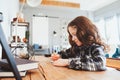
(68, 46), (107, 71)
(58, 48), (73, 59)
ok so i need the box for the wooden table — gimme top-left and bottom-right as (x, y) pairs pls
(0, 56), (120, 80)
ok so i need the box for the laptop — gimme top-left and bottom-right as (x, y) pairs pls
(0, 23), (38, 79)
(0, 23), (22, 80)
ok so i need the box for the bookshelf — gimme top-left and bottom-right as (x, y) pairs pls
(10, 22), (29, 56)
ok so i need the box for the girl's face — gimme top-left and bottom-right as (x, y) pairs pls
(68, 26), (82, 46)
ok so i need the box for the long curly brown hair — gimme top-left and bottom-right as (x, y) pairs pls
(67, 16), (109, 52)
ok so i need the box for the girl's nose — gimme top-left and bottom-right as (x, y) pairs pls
(72, 36), (76, 41)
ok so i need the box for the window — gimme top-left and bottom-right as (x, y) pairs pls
(104, 16), (119, 44)
(117, 14), (120, 42)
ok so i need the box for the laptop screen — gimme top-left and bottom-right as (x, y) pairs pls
(0, 23), (21, 80)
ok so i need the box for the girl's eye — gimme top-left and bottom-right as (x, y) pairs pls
(72, 34), (76, 36)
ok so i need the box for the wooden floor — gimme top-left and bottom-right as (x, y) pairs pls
(0, 56), (120, 80)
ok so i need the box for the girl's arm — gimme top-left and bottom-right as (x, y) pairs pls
(68, 46), (106, 71)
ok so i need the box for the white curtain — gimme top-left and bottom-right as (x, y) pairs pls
(105, 16), (119, 44)
(32, 16), (49, 47)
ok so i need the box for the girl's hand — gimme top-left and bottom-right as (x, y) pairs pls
(51, 53), (60, 61)
(52, 59), (69, 67)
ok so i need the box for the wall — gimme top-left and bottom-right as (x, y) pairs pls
(22, 6), (90, 45)
(23, 5), (89, 21)
(22, 5), (94, 53)
(0, 0), (19, 40)
(94, 0), (120, 20)
(0, 0), (19, 57)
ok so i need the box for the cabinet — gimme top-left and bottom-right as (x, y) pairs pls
(10, 22), (29, 56)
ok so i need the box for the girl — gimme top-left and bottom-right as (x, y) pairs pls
(51, 16), (109, 71)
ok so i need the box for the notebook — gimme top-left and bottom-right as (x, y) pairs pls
(0, 67), (27, 77)
(0, 23), (21, 80)
(0, 57), (38, 71)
